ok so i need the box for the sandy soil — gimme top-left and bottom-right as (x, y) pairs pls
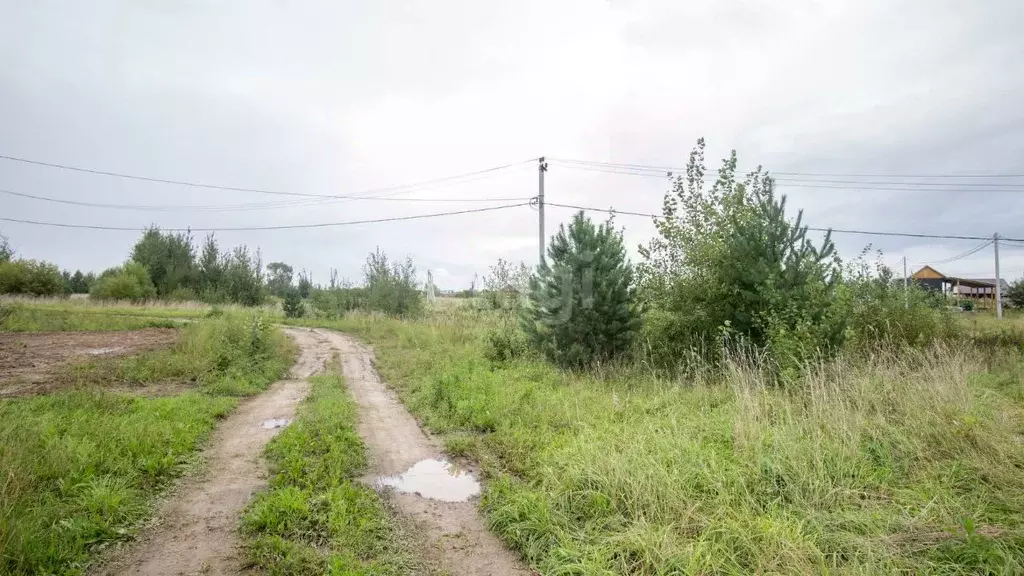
(318, 329), (532, 576)
(0, 328), (179, 397)
(95, 328), (332, 576)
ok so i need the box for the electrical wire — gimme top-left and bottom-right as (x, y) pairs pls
(0, 188), (532, 212)
(548, 161), (1024, 192)
(0, 153), (536, 200)
(926, 239), (994, 265)
(549, 157), (1024, 179)
(0, 202), (530, 232)
(543, 201), (1024, 242)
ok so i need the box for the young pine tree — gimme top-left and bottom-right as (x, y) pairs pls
(282, 288), (305, 318)
(520, 211), (640, 369)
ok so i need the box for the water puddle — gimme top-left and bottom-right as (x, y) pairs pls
(374, 458), (481, 502)
(260, 418), (291, 429)
(84, 347), (123, 355)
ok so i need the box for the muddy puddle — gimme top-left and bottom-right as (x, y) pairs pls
(260, 418), (291, 429)
(374, 458), (481, 502)
(84, 347), (124, 355)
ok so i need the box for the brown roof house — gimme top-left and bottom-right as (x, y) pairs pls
(911, 266), (1009, 301)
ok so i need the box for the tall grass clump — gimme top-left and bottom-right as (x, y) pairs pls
(0, 312), (295, 574)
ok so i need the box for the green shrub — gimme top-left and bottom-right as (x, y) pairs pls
(0, 233), (12, 263)
(483, 258), (530, 311)
(282, 289), (305, 319)
(362, 248), (422, 317)
(637, 141), (958, 375)
(90, 262), (157, 301)
(0, 259), (65, 296)
(309, 287), (365, 319)
(638, 140), (841, 372)
(837, 251), (960, 353)
(521, 211), (640, 369)
(130, 227), (197, 297)
(1009, 278), (1024, 309)
(484, 324), (530, 363)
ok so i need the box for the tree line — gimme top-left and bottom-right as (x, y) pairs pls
(0, 229), (425, 317)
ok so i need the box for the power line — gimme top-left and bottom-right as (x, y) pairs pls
(543, 201), (1024, 242)
(549, 162), (1024, 192)
(549, 157), (1024, 179)
(0, 188), (532, 212)
(926, 239), (994, 265)
(0, 153), (536, 200)
(0, 202), (529, 232)
(544, 202), (663, 219)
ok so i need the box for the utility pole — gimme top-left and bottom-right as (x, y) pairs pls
(994, 232), (1003, 319)
(903, 256), (909, 309)
(538, 157), (547, 265)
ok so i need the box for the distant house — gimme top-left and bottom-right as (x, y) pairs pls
(911, 265), (1010, 301)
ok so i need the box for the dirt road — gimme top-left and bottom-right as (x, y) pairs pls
(98, 327), (528, 575)
(318, 330), (531, 576)
(97, 328), (332, 576)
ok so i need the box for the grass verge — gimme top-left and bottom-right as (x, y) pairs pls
(0, 311), (295, 575)
(0, 302), (184, 331)
(241, 362), (418, 575)
(296, 309), (1024, 575)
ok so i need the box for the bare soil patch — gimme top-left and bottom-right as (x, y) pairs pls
(0, 328), (179, 397)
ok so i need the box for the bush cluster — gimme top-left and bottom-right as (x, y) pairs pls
(0, 259), (64, 296)
(90, 262), (157, 301)
(513, 140), (960, 377)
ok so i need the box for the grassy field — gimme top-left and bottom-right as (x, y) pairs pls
(241, 361), (421, 575)
(0, 311), (294, 574)
(297, 308), (1024, 575)
(0, 296), (283, 332)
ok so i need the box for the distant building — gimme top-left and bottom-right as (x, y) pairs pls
(911, 265), (1009, 302)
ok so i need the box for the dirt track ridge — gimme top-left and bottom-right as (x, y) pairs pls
(96, 328), (331, 576)
(317, 329), (531, 576)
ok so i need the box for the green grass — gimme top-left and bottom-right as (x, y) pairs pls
(0, 296), (285, 332)
(66, 312), (294, 397)
(0, 303), (184, 331)
(297, 308), (1024, 575)
(241, 364), (419, 575)
(0, 312), (295, 575)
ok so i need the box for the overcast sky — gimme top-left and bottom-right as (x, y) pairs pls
(2, 0), (1023, 289)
